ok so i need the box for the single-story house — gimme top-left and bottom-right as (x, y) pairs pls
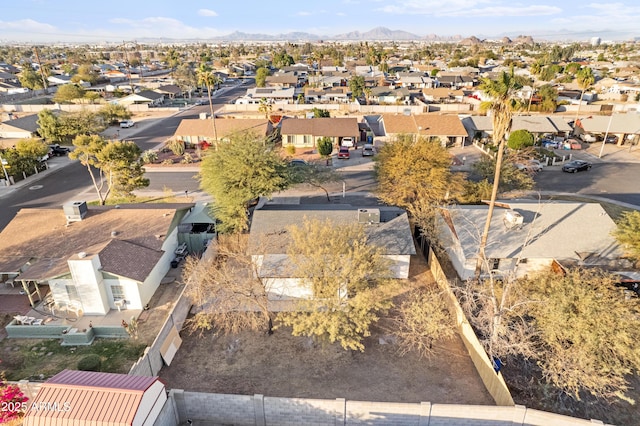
(265, 73), (303, 88)
(395, 72), (435, 89)
(155, 84), (183, 99)
(117, 90), (165, 106)
(369, 86), (411, 104)
(173, 118), (274, 146)
(248, 204), (416, 300)
(422, 87), (466, 103)
(576, 113), (640, 146)
(0, 113), (39, 138)
(437, 201), (626, 281)
(304, 87), (350, 103)
(23, 369), (167, 426)
(280, 117), (359, 148)
(0, 202), (193, 314)
(510, 115), (572, 138)
(380, 113), (468, 146)
(241, 87), (296, 104)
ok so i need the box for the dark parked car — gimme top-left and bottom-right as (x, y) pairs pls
(49, 144), (70, 156)
(562, 160), (592, 173)
(605, 135), (619, 144)
(289, 159), (308, 166)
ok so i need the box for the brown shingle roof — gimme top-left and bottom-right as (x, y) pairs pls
(381, 114), (467, 137)
(174, 118), (273, 140)
(99, 239), (163, 282)
(0, 204), (191, 281)
(280, 117), (359, 138)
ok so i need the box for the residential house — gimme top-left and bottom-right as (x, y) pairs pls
(0, 113), (39, 139)
(23, 370), (167, 426)
(369, 86), (411, 104)
(155, 84), (183, 99)
(510, 115), (573, 139)
(240, 87), (295, 104)
(380, 113), (468, 146)
(437, 201), (626, 281)
(304, 87), (350, 104)
(247, 204), (416, 300)
(576, 113), (640, 146)
(117, 90), (165, 106)
(173, 117), (274, 146)
(395, 72), (435, 89)
(0, 202), (193, 314)
(422, 87), (466, 103)
(280, 117), (359, 148)
(265, 73), (303, 88)
(47, 74), (73, 86)
(436, 74), (476, 89)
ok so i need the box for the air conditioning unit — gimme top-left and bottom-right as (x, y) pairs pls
(503, 209), (524, 228)
(63, 201), (88, 222)
(358, 208), (380, 224)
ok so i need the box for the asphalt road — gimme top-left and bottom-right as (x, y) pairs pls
(0, 80), (253, 232)
(534, 161), (640, 206)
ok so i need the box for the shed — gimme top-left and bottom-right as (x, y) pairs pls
(22, 369), (167, 426)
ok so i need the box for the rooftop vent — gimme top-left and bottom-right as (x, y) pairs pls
(503, 209), (524, 229)
(63, 201), (88, 223)
(78, 252), (87, 259)
(358, 208), (380, 224)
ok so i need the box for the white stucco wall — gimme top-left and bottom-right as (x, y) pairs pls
(67, 254), (110, 315)
(386, 254), (411, 279)
(105, 278), (141, 310)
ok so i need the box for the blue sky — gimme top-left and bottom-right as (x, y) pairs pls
(0, 0), (638, 42)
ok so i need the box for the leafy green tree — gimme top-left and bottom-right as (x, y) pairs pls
(97, 141), (149, 199)
(173, 63), (198, 98)
(507, 129), (534, 150)
(348, 75), (365, 100)
(18, 66), (45, 90)
(288, 162), (339, 201)
(613, 210), (640, 263)
(53, 83), (86, 103)
(375, 134), (464, 240)
(311, 107), (330, 118)
(277, 218), (395, 351)
(69, 135), (147, 204)
(57, 111), (105, 143)
(524, 268), (640, 400)
(71, 63), (98, 84)
(15, 138), (50, 160)
(272, 50), (294, 69)
(537, 84), (558, 113)
(98, 103), (130, 125)
(317, 136), (334, 162)
(36, 109), (62, 142)
(199, 132), (290, 233)
(472, 155), (534, 191)
(255, 67), (269, 87)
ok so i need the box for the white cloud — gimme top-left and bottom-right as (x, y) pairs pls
(336, 12), (347, 16)
(297, 11), (312, 16)
(377, 1), (561, 17)
(0, 19), (57, 33)
(198, 9), (218, 17)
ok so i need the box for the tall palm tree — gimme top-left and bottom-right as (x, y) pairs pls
(196, 63), (218, 142)
(574, 66), (595, 122)
(475, 69), (524, 277)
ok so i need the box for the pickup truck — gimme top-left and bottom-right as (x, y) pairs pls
(341, 137), (355, 148)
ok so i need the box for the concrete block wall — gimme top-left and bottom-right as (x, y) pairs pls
(345, 400), (423, 425)
(163, 391), (610, 426)
(263, 397), (340, 426)
(183, 392), (256, 425)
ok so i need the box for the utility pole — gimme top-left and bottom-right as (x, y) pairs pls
(33, 47), (49, 94)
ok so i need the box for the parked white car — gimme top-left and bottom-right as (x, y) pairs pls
(119, 120), (135, 128)
(580, 133), (596, 142)
(515, 159), (544, 172)
(341, 137), (355, 148)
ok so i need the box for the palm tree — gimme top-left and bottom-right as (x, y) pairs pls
(475, 68), (524, 277)
(196, 63), (218, 142)
(574, 66), (595, 122)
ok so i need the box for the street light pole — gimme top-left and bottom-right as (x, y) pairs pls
(598, 113), (614, 159)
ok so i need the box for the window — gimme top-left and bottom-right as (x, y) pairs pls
(287, 135), (294, 145)
(111, 285), (125, 300)
(303, 135), (312, 146)
(489, 258), (500, 270)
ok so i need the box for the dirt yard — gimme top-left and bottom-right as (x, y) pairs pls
(159, 254), (494, 405)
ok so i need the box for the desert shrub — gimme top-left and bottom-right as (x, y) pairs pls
(285, 145), (296, 155)
(167, 139), (185, 156)
(141, 150), (158, 164)
(77, 354), (102, 371)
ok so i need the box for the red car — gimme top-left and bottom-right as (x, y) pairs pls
(337, 146), (350, 159)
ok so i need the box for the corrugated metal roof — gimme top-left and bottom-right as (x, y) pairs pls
(23, 370), (162, 426)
